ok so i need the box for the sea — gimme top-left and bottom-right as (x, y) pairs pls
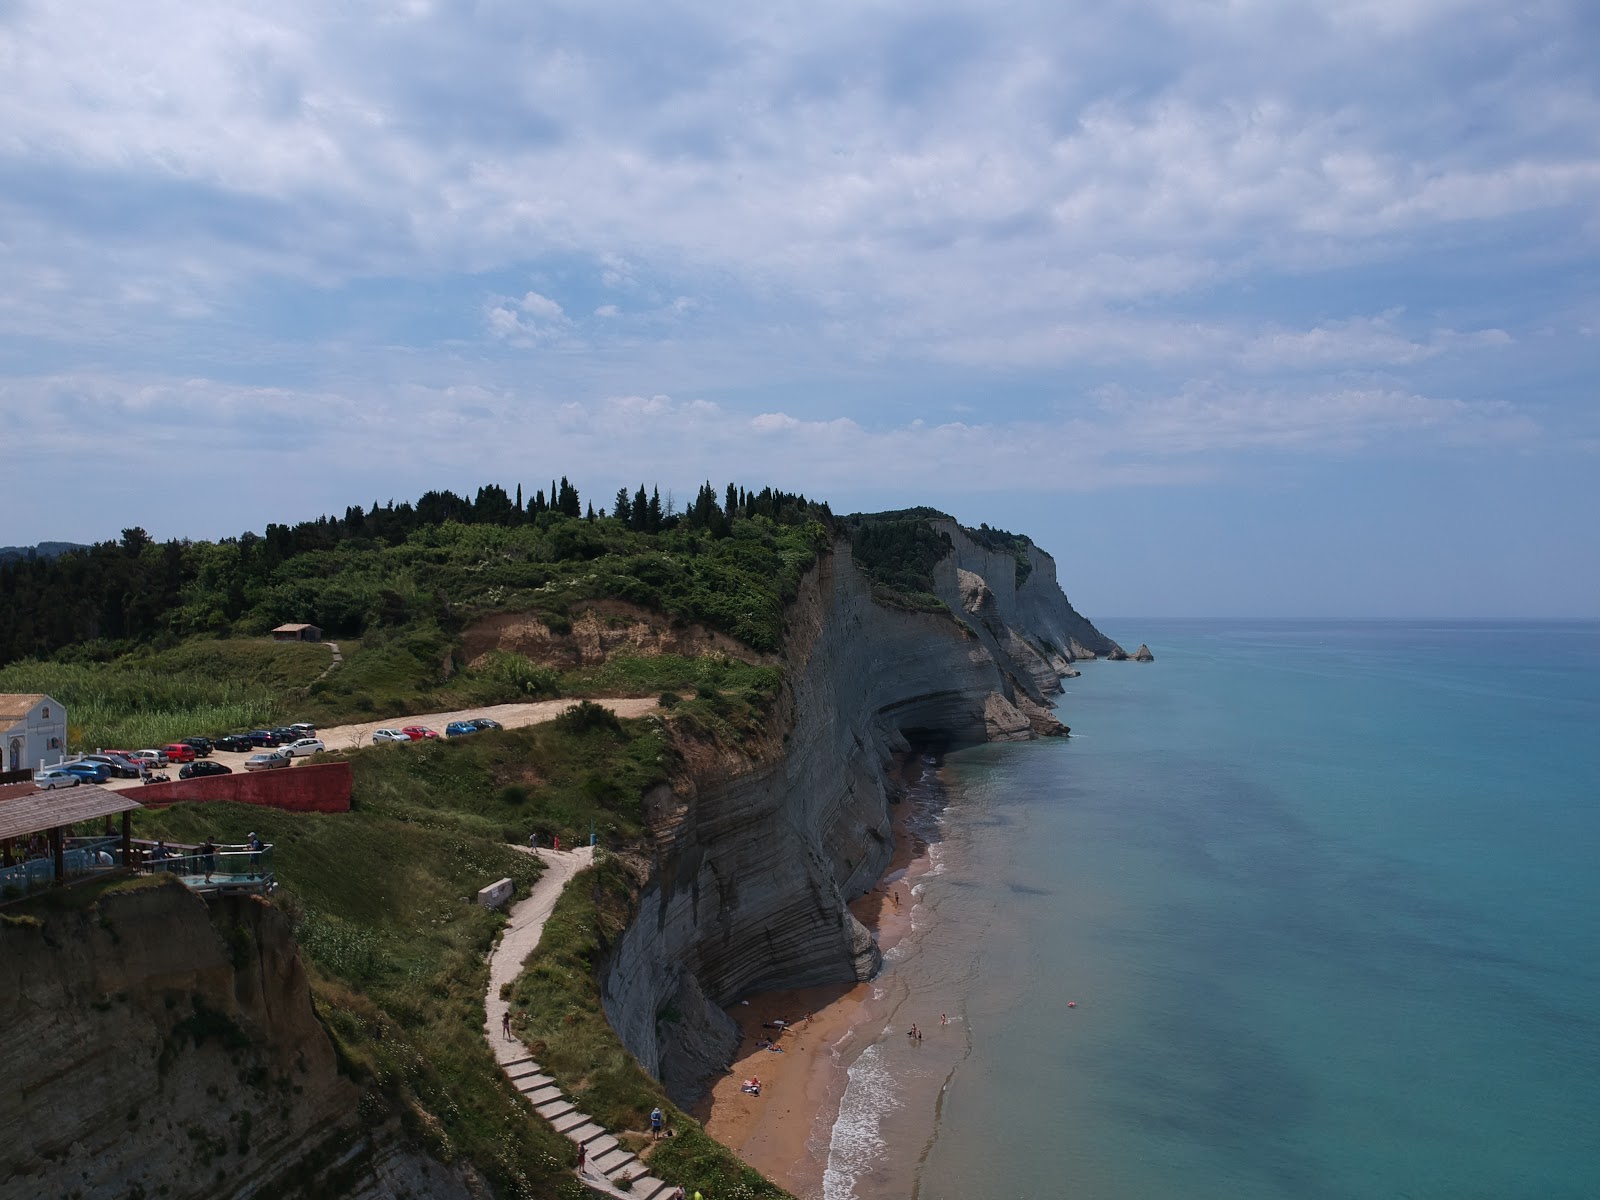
(820, 620), (1600, 1200)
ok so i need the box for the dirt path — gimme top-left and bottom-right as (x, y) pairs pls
(483, 846), (680, 1200)
(314, 696), (660, 751)
(484, 844), (594, 1066)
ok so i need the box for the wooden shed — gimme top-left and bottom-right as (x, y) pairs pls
(271, 623), (323, 643)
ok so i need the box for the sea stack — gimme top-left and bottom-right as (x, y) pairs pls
(1133, 644), (1155, 662)
(1106, 645), (1128, 661)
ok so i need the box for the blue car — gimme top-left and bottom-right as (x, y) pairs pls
(62, 761), (110, 784)
(445, 721), (480, 737)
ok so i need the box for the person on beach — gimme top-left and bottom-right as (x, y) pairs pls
(501, 1011), (512, 1040)
(941, 1013), (948, 1026)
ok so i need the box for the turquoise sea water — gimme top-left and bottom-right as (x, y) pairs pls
(828, 620), (1600, 1200)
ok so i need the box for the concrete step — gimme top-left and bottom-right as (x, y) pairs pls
(535, 1098), (575, 1121)
(501, 1055), (538, 1071)
(550, 1110), (588, 1134)
(629, 1177), (672, 1200)
(525, 1084), (564, 1105)
(565, 1122), (605, 1145)
(505, 1063), (543, 1082)
(520, 1072), (556, 1090)
(592, 1148), (634, 1176)
(609, 1159), (649, 1184)
(583, 1133), (618, 1158)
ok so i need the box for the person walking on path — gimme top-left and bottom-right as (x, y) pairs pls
(501, 1011), (512, 1040)
(553, 834), (561, 852)
(528, 831), (538, 850)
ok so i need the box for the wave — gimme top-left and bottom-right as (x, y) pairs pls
(822, 1041), (902, 1200)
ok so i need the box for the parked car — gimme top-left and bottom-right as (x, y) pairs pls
(270, 727), (300, 745)
(180, 760), (233, 779)
(243, 751), (291, 772)
(282, 737), (326, 758)
(214, 734), (254, 753)
(83, 754), (142, 779)
(401, 726), (439, 741)
(470, 718), (503, 731)
(130, 749), (169, 768)
(288, 723), (317, 737)
(245, 730), (282, 748)
(180, 736), (213, 757)
(445, 721), (479, 737)
(161, 743), (197, 764)
(33, 768), (81, 790)
(62, 761), (110, 784)
(371, 728), (411, 744)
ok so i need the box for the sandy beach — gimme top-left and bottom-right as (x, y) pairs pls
(696, 758), (940, 1199)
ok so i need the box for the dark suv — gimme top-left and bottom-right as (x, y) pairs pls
(246, 730), (282, 748)
(215, 734), (254, 753)
(181, 736), (213, 757)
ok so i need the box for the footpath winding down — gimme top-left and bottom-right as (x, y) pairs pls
(484, 845), (679, 1200)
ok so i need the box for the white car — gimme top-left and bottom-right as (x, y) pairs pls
(282, 737), (326, 758)
(33, 768), (81, 790)
(371, 729), (411, 744)
(130, 749), (169, 767)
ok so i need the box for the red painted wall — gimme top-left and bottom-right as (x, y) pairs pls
(137, 761), (352, 813)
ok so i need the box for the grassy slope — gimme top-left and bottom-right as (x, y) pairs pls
(125, 696), (786, 1199)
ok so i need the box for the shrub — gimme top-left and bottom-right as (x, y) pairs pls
(554, 700), (621, 736)
(658, 691), (680, 709)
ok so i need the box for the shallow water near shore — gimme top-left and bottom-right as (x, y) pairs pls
(823, 619), (1600, 1200)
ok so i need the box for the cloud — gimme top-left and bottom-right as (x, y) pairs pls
(0, 0), (1594, 547)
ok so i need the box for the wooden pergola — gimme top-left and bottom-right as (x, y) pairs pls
(0, 789), (142, 882)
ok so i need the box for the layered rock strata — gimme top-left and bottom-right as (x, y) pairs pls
(601, 529), (1122, 1105)
(0, 880), (477, 1200)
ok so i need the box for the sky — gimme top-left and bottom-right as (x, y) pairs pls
(1, 0), (1596, 618)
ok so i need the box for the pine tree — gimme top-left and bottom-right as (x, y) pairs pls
(613, 488), (632, 523)
(647, 487), (664, 532)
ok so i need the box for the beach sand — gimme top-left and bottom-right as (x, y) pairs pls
(696, 760), (939, 1199)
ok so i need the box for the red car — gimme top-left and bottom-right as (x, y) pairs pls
(161, 742), (197, 763)
(401, 726), (439, 741)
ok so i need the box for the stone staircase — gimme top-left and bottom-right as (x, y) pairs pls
(502, 1054), (677, 1200)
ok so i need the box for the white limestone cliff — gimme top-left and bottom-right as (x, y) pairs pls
(600, 534), (1122, 1104)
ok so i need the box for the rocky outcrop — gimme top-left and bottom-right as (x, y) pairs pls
(600, 532), (1117, 1106)
(1133, 644), (1155, 662)
(0, 880), (478, 1200)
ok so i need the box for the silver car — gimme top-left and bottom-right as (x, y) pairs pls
(371, 729), (411, 744)
(33, 768), (81, 790)
(243, 751), (291, 772)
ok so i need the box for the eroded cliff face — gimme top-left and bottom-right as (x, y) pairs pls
(602, 534), (1120, 1105)
(0, 880), (479, 1200)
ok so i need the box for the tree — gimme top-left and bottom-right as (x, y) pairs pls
(613, 488), (632, 523)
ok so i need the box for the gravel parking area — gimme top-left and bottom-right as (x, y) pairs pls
(101, 696), (659, 792)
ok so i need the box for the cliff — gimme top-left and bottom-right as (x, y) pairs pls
(601, 530), (1122, 1104)
(0, 880), (479, 1200)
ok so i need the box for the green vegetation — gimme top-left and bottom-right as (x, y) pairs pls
(0, 481), (830, 666)
(0, 639), (328, 749)
(842, 510), (956, 612)
(509, 854), (790, 1200)
(114, 704), (784, 1199)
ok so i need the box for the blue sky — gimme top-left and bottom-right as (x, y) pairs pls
(1, 0), (1595, 617)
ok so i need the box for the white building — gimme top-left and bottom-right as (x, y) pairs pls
(1, 694), (67, 773)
